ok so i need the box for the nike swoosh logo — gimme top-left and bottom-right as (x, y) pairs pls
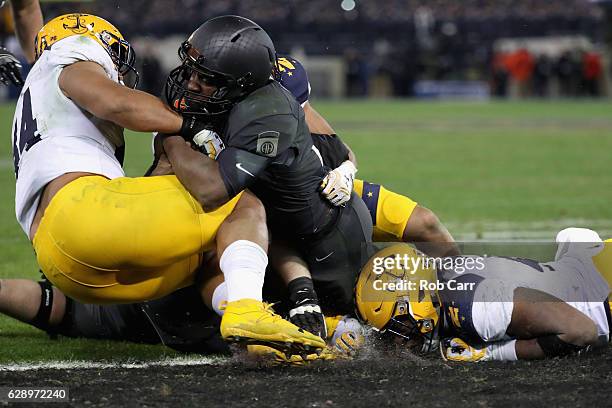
(315, 252), (334, 262)
(235, 163), (255, 177)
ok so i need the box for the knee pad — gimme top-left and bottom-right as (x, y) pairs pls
(536, 334), (589, 357)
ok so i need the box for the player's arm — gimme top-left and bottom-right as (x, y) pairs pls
(162, 135), (231, 210)
(9, 0), (43, 64)
(165, 114), (296, 210)
(303, 101), (357, 166)
(59, 61), (183, 133)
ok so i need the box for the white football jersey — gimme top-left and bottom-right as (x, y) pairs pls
(12, 35), (126, 237)
(471, 254), (610, 339)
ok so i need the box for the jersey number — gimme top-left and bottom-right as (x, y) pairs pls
(12, 89), (41, 178)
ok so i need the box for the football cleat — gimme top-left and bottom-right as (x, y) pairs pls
(441, 337), (488, 362)
(220, 299), (326, 355)
(247, 345), (336, 366)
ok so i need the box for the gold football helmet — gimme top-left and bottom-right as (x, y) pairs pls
(355, 243), (440, 352)
(35, 13), (138, 86)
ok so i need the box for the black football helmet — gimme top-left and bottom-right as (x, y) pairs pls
(165, 15), (279, 120)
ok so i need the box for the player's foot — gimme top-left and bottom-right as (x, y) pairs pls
(247, 345), (336, 365)
(220, 299), (326, 356)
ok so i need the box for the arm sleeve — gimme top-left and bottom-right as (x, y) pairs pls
(218, 114), (299, 196)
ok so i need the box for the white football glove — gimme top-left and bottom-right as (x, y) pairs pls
(330, 316), (366, 357)
(441, 337), (489, 362)
(192, 129), (225, 160)
(320, 160), (357, 206)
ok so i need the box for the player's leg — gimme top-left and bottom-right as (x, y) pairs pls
(200, 192), (326, 352)
(353, 179), (458, 256)
(508, 288), (599, 359)
(298, 192), (373, 315)
(33, 175), (234, 303)
(0, 278), (66, 329)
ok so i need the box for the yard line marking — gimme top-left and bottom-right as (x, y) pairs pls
(448, 219), (612, 241)
(0, 355), (228, 372)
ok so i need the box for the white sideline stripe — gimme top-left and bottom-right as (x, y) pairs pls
(0, 356), (227, 372)
(448, 219), (612, 241)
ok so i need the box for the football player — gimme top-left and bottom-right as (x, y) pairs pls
(12, 13), (324, 354)
(356, 229), (612, 361)
(0, 0), (43, 86)
(275, 55), (458, 257)
(161, 15), (373, 320)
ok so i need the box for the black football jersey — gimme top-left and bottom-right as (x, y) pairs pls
(217, 81), (337, 236)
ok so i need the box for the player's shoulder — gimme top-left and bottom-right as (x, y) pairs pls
(228, 81), (300, 130)
(277, 55), (310, 105)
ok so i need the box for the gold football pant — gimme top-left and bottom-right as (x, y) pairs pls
(353, 179), (418, 241)
(33, 175), (241, 304)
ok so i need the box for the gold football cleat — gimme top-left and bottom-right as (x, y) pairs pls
(247, 345), (337, 366)
(220, 299), (326, 355)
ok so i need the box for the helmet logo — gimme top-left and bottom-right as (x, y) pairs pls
(62, 14), (90, 34)
(277, 57), (296, 73)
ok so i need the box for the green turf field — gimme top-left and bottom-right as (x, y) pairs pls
(1, 99), (611, 364)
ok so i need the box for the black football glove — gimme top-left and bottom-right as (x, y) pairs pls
(287, 276), (327, 339)
(179, 115), (226, 159)
(179, 114), (210, 142)
(0, 47), (24, 87)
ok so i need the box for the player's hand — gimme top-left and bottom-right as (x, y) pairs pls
(320, 160), (356, 206)
(441, 337), (489, 362)
(287, 277), (327, 339)
(192, 129), (225, 159)
(330, 317), (366, 357)
(0, 47), (24, 87)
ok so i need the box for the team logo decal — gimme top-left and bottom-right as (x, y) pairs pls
(256, 131), (280, 157)
(62, 14), (90, 34)
(277, 57), (296, 74)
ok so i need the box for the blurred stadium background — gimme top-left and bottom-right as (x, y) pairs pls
(3, 0), (612, 99)
(0, 1), (612, 404)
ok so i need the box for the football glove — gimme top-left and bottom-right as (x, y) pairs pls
(0, 47), (24, 87)
(287, 277), (326, 339)
(191, 129), (225, 159)
(330, 316), (366, 357)
(320, 160), (356, 206)
(441, 337), (489, 362)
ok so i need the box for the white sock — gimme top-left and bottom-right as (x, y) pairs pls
(211, 282), (228, 316)
(219, 240), (267, 302)
(488, 339), (518, 361)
